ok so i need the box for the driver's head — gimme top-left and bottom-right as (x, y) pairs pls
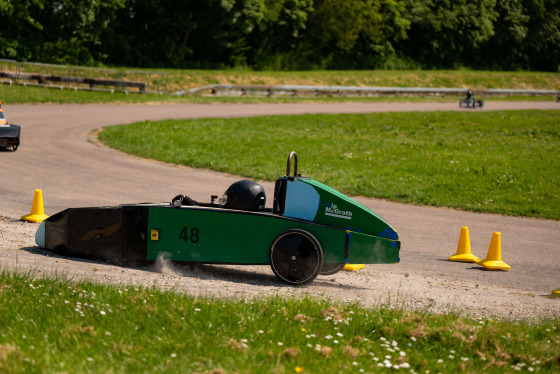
(220, 180), (266, 211)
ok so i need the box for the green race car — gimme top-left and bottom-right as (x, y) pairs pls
(35, 152), (400, 285)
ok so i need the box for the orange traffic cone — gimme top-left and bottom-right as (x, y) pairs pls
(21, 189), (49, 223)
(476, 232), (510, 270)
(449, 226), (478, 262)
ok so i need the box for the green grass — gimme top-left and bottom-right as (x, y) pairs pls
(1, 271), (558, 373)
(99, 110), (560, 220)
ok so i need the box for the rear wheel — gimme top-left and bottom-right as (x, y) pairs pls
(270, 229), (323, 285)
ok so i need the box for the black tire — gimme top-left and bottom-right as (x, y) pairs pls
(269, 229), (323, 285)
(320, 263), (345, 275)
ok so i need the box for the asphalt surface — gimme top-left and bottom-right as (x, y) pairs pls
(1, 101), (559, 315)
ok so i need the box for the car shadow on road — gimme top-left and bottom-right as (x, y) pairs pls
(166, 263), (365, 290)
(20, 246), (365, 290)
(158, 262), (280, 286)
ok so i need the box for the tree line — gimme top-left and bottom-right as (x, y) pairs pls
(1, 0), (559, 72)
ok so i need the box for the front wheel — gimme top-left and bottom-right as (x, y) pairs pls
(269, 229), (323, 286)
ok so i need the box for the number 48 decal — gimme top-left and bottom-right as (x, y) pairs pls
(179, 227), (199, 243)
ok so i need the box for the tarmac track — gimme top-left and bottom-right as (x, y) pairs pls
(1, 101), (559, 319)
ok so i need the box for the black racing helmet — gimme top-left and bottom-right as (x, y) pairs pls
(221, 180), (266, 211)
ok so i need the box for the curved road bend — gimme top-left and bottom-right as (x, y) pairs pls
(1, 101), (559, 299)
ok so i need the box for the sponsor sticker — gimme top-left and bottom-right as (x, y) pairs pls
(324, 203), (352, 220)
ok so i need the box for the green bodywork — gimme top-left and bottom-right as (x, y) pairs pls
(146, 176), (400, 265)
(284, 178), (399, 240)
(147, 206), (346, 264)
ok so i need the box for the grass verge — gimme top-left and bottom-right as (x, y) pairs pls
(0, 83), (523, 105)
(161, 69), (560, 92)
(99, 110), (560, 220)
(1, 68), (559, 104)
(1, 271), (558, 373)
(5, 68), (560, 93)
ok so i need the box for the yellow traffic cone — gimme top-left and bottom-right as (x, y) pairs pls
(343, 264), (365, 271)
(449, 226), (478, 262)
(476, 232), (510, 270)
(21, 189), (49, 223)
